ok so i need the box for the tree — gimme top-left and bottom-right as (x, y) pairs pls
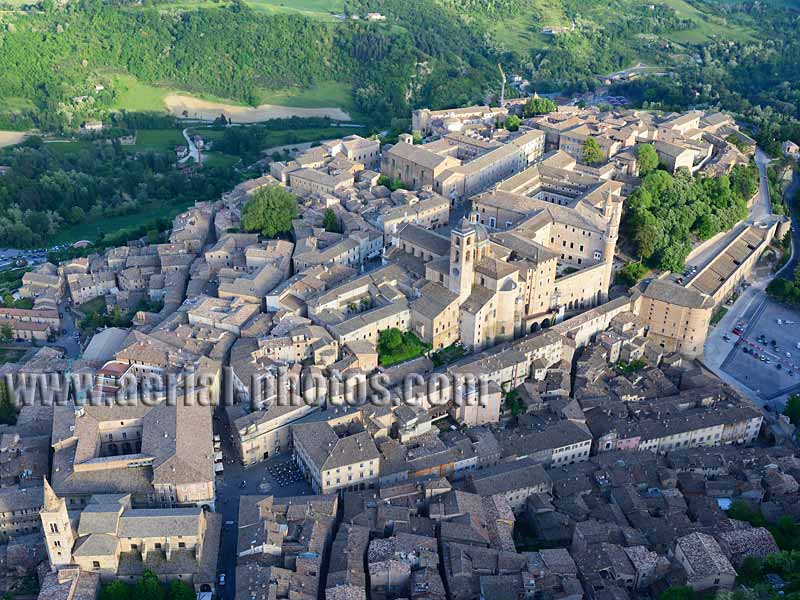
(504, 115), (521, 131)
(659, 587), (694, 600)
(636, 144), (659, 177)
(133, 571), (165, 600)
(323, 208), (342, 234)
(582, 138), (604, 165)
(783, 393), (800, 426)
(522, 96), (557, 117)
(378, 328), (403, 352)
(167, 580), (195, 600)
(0, 380), (16, 426)
(737, 556), (762, 584)
(616, 262), (648, 286)
(100, 581), (133, 600)
(0, 324), (12, 342)
(241, 186), (298, 239)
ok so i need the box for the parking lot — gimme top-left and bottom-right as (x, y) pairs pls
(721, 299), (800, 401)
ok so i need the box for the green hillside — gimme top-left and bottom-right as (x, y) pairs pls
(0, 0), (797, 141)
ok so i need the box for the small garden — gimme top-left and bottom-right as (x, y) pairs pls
(377, 328), (430, 367)
(99, 570), (195, 600)
(79, 298), (164, 333)
(431, 343), (467, 367)
(616, 358), (647, 373)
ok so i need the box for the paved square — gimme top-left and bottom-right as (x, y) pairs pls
(721, 299), (800, 400)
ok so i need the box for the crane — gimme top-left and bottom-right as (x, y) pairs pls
(497, 63), (507, 106)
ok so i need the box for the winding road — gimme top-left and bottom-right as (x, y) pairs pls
(178, 128), (200, 164)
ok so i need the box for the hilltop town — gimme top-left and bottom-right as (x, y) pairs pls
(0, 102), (798, 600)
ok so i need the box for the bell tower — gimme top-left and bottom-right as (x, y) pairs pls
(40, 478), (75, 569)
(449, 218), (477, 302)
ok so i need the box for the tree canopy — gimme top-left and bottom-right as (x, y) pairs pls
(522, 97), (557, 117)
(241, 185), (298, 239)
(323, 208), (343, 234)
(624, 164), (756, 271)
(582, 138), (604, 165)
(504, 115), (521, 131)
(636, 144), (660, 177)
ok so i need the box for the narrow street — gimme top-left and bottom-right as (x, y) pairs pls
(213, 403), (312, 600)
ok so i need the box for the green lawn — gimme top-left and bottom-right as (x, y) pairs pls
(127, 128), (186, 152)
(188, 127), (228, 141)
(488, 0), (570, 55)
(246, 0), (344, 19)
(660, 0), (755, 43)
(257, 81), (356, 111)
(108, 74), (173, 112)
(43, 140), (94, 157)
(153, 0), (343, 19)
(431, 343), (467, 367)
(711, 306), (729, 326)
(378, 330), (431, 367)
(78, 296), (107, 315)
(203, 151), (240, 168)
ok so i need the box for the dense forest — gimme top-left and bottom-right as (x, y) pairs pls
(1, 0), (800, 137)
(612, 3), (800, 152)
(0, 0), (420, 128)
(0, 0), (799, 251)
(0, 137), (239, 247)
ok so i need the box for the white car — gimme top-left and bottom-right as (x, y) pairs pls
(219, 574), (226, 586)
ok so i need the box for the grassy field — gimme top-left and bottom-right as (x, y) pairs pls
(257, 81), (354, 110)
(246, 0), (343, 18)
(77, 296), (106, 315)
(43, 129), (184, 156)
(108, 74), (172, 112)
(152, 0), (343, 19)
(108, 74), (251, 112)
(106, 73), (360, 121)
(128, 128), (186, 152)
(44, 140), (94, 157)
(203, 151), (240, 168)
(659, 0), (755, 43)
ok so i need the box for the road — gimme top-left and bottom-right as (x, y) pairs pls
(775, 169), (800, 279)
(752, 147), (775, 223)
(678, 147), (775, 284)
(179, 128), (201, 164)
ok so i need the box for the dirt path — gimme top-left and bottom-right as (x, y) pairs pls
(164, 94), (351, 123)
(0, 131), (26, 148)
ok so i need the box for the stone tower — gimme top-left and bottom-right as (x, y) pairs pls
(40, 478), (75, 569)
(600, 190), (622, 303)
(448, 218), (477, 302)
